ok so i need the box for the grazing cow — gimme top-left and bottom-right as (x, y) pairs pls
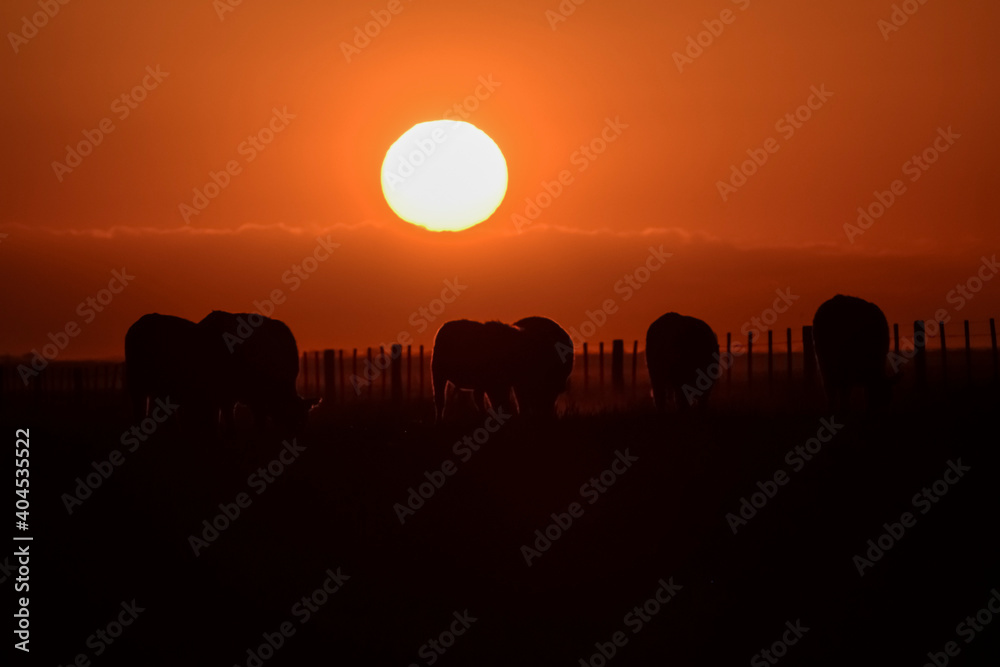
(431, 318), (573, 421)
(513, 316), (574, 417)
(812, 295), (897, 412)
(645, 313), (720, 411)
(125, 314), (205, 421)
(197, 311), (318, 434)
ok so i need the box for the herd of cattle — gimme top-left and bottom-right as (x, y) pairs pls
(125, 295), (897, 433)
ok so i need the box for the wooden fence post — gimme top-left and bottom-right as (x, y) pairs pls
(767, 330), (774, 389)
(301, 352), (309, 394)
(323, 350), (336, 403)
(611, 340), (624, 392)
(914, 321), (927, 387)
(598, 342), (604, 388)
(379, 346), (386, 398)
(786, 328), (793, 382)
(726, 333), (732, 390)
(802, 326), (815, 388)
(939, 321), (947, 386)
(339, 350), (345, 401)
(390, 344), (402, 405)
(964, 320), (972, 386)
(631, 340), (638, 394)
(991, 319), (998, 384)
(419, 345), (425, 400)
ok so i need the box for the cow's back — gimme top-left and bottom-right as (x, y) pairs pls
(812, 295), (889, 387)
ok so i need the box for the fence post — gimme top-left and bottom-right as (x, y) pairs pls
(786, 328), (793, 382)
(352, 349), (358, 400)
(964, 320), (972, 386)
(939, 321), (947, 386)
(323, 350), (336, 403)
(767, 330), (774, 389)
(726, 333), (732, 390)
(301, 352), (309, 394)
(598, 342), (605, 388)
(914, 321), (927, 388)
(611, 340), (624, 392)
(583, 343), (589, 389)
(991, 319), (998, 384)
(747, 331), (754, 387)
(631, 340), (638, 395)
(390, 344), (402, 406)
(339, 350), (345, 402)
(802, 326), (815, 388)
(379, 346), (386, 398)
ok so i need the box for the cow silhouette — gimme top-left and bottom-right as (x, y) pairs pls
(124, 313), (215, 426)
(645, 313), (720, 411)
(812, 295), (898, 412)
(431, 317), (573, 421)
(512, 316), (574, 416)
(197, 311), (318, 434)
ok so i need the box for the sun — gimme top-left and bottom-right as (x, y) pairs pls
(381, 120), (508, 232)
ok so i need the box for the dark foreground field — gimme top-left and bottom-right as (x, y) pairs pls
(4, 385), (999, 666)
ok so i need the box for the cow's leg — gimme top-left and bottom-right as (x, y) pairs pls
(433, 375), (450, 423)
(473, 389), (488, 414)
(487, 385), (515, 416)
(651, 381), (667, 411)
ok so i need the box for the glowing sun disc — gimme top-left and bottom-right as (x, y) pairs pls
(381, 120), (508, 232)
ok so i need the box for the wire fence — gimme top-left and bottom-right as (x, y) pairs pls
(3, 318), (997, 407)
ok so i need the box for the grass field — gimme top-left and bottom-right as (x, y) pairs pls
(3, 376), (999, 665)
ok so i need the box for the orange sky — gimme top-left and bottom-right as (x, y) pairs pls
(2, 0), (999, 359)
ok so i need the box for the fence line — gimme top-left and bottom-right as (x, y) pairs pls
(3, 319), (998, 404)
